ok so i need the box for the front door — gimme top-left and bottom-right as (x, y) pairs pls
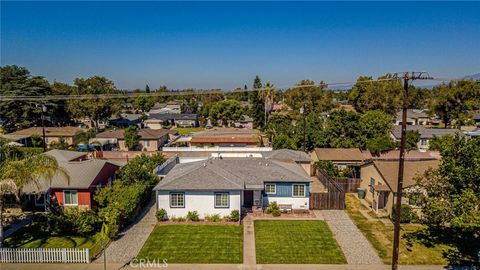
(244, 190), (253, 207)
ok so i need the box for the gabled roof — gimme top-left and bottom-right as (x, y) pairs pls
(3, 127), (86, 138)
(147, 113), (198, 121)
(154, 158), (311, 191)
(395, 109), (429, 120)
(95, 128), (174, 140)
(46, 149), (88, 162)
(22, 153), (120, 193)
(391, 125), (462, 139)
(369, 160), (439, 192)
(372, 150), (440, 161)
(313, 148), (371, 162)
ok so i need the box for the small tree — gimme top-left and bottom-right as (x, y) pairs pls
(124, 126), (139, 150)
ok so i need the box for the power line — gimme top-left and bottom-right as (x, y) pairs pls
(0, 76), (466, 101)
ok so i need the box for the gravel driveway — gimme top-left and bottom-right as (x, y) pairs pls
(322, 210), (383, 265)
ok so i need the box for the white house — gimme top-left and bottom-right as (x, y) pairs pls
(154, 156), (312, 219)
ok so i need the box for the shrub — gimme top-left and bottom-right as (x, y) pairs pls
(226, 210), (240, 222)
(271, 209), (281, 217)
(186, 211), (200, 222)
(314, 160), (339, 178)
(46, 208), (101, 236)
(171, 216), (186, 222)
(156, 209), (168, 221)
(205, 214), (222, 222)
(392, 204), (419, 223)
(265, 201), (280, 214)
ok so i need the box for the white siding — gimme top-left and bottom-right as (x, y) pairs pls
(157, 190), (241, 218)
(263, 196), (309, 210)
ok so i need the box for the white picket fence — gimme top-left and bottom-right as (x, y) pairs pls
(0, 248), (90, 263)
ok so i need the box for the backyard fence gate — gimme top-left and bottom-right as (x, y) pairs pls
(0, 248), (90, 263)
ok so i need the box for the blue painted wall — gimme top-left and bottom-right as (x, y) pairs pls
(263, 182), (310, 197)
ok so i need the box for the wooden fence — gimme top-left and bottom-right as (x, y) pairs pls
(310, 169), (346, 210)
(334, 178), (361, 193)
(0, 248), (90, 263)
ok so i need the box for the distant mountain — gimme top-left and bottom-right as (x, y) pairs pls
(463, 73), (480, 81)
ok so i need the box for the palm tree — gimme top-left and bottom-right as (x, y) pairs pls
(0, 153), (69, 247)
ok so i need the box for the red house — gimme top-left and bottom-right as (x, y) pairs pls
(23, 150), (121, 209)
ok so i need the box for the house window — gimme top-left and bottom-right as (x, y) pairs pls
(170, 193), (185, 208)
(369, 178), (375, 193)
(265, 184), (276, 194)
(144, 140), (150, 147)
(63, 190), (78, 206)
(214, 192), (229, 208)
(292, 184), (306, 197)
(420, 139), (428, 146)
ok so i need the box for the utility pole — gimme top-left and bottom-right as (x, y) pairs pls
(41, 104), (47, 152)
(391, 72), (432, 270)
(300, 103), (306, 152)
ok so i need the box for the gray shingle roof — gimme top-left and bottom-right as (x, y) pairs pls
(148, 113), (198, 121)
(154, 158), (311, 191)
(391, 125), (461, 139)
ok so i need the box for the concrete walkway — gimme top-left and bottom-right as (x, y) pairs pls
(95, 196), (157, 264)
(322, 210), (383, 265)
(243, 214), (256, 270)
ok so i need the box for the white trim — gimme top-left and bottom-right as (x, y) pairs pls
(63, 190), (78, 206)
(292, 184), (306, 197)
(265, 183), (276, 194)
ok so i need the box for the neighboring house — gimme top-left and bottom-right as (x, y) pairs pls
(473, 113), (480, 126)
(372, 150), (440, 161)
(391, 125), (462, 150)
(359, 159), (439, 216)
(94, 128), (176, 151)
(145, 113), (198, 129)
(109, 113), (142, 127)
(0, 126), (86, 147)
(22, 149), (120, 210)
(466, 127), (480, 138)
(154, 158), (312, 218)
(263, 149), (313, 176)
(233, 115), (254, 129)
(311, 148), (371, 177)
(189, 128), (262, 147)
(148, 104), (181, 115)
(393, 109), (430, 125)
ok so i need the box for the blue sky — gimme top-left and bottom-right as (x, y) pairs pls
(1, 1), (479, 90)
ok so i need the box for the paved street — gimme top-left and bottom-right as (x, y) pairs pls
(321, 210), (383, 265)
(1, 263), (446, 270)
(94, 196), (157, 264)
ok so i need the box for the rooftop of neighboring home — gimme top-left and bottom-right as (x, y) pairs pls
(190, 127), (261, 145)
(372, 150), (441, 161)
(95, 128), (176, 140)
(312, 148), (372, 163)
(146, 113), (198, 121)
(109, 113), (143, 122)
(0, 126), (86, 141)
(263, 149), (311, 163)
(154, 158), (312, 191)
(391, 125), (462, 139)
(367, 159), (439, 192)
(395, 109), (429, 120)
(22, 150), (120, 193)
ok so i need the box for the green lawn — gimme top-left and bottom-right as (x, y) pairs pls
(138, 224), (243, 263)
(172, 127), (204, 136)
(4, 222), (102, 257)
(345, 194), (449, 265)
(254, 220), (346, 264)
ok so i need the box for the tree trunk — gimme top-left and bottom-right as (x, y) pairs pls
(0, 196), (4, 248)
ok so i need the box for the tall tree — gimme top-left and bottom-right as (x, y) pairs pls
(0, 65), (52, 131)
(67, 76), (120, 129)
(348, 74), (402, 115)
(124, 126), (140, 150)
(145, 84), (150, 93)
(250, 76), (265, 129)
(284, 80), (335, 115)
